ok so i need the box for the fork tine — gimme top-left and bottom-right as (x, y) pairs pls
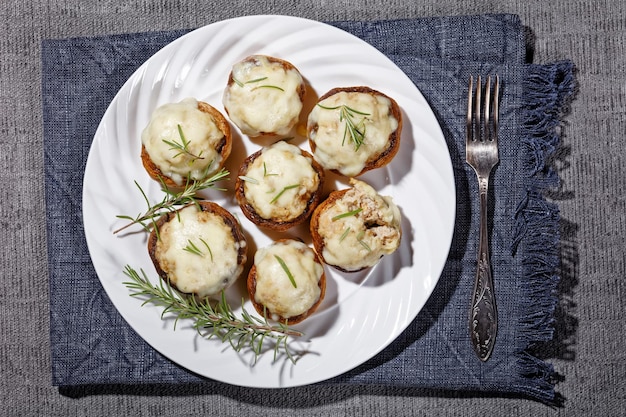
(474, 75), (482, 142)
(492, 75), (500, 143)
(467, 75), (500, 145)
(466, 75), (474, 143)
(484, 75), (491, 141)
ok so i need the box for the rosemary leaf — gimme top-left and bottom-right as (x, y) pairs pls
(245, 76), (268, 83)
(359, 239), (372, 252)
(263, 162), (278, 177)
(199, 237), (213, 261)
(238, 175), (259, 184)
(122, 265), (303, 364)
(183, 239), (203, 256)
(256, 333), (266, 355)
(356, 231), (372, 252)
(238, 76), (284, 91)
(233, 76), (284, 92)
(332, 207), (363, 221)
(270, 183), (300, 204)
(339, 227), (351, 242)
(251, 85), (285, 92)
(274, 255), (297, 288)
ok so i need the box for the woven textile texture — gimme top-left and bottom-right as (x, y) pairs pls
(2, 0), (624, 415)
(43, 14), (573, 404)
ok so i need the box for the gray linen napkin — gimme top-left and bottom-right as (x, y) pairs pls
(43, 14), (574, 404)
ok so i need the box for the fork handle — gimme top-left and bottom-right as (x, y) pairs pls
(470, 178), (498, 361)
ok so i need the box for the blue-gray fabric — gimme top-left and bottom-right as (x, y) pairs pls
(43, 14), (574, 403)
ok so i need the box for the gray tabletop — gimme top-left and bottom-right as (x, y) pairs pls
(2, 1), (623, 416)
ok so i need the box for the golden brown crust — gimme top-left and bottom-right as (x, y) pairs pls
(234, 146), (325, 231)
(147, 201), (247, 296)
(141, 101), (232, 189)
(246, 239), (326, 325)
(224, 55), (306, 137)
(307, 86), (403, 177)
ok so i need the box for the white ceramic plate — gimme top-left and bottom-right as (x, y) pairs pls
(83, 15), (455, 388)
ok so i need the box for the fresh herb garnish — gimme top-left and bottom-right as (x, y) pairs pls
(183, 239), (204, 256)
(238, 175), (259, 184)
(317, 104), (370, 150)
(235, 76), (268, 86)
(263, 162), (277, 177)
(113, 167), (229, 234)
(339, 227), (351, 242)
(200, 238), (214, 261)
(356, 231), (372, 252)
(182, 238), (213, 260)
(269, 184), (300, 204)
(233, 76), (284, 92)
(274, 255), (297, 289)
(252, 85), (284, 92)
(122, 265), (302, 364)
(162, 124), (205, 161)
(331, 208), (363, 221)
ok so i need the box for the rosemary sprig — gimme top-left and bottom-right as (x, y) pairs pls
(317, 104), (370, 151)
(113, 167), (230, 234)
(122, 265), (303, 364)
(183, 239), (207, 257)
(274, 255), (297, 288)
(183, 239), (202, 256)
(162, 124), (205, 161)
(331, 207), (363, 221)
(269, 183), (300, 204)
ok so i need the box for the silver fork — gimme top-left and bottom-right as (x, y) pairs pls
(466, 75), (500, 362)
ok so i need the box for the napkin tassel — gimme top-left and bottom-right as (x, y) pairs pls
(512, 60), (575, 405)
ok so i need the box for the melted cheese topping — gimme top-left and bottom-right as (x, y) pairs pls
(222, 55), (304, 136)
(253, 240), (323, 320)
(141, 98), (225, 186)
(242, 141), (320, 221)
(155, 205), (245, 298)
(316, 179), (401, 271)
(308, 91), (399, 176)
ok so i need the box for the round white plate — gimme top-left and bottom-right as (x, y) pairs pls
(83, 15), (455, 388)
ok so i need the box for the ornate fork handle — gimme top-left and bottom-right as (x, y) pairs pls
(470, 175), (498, 361)
(466, 75), (499, 362)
